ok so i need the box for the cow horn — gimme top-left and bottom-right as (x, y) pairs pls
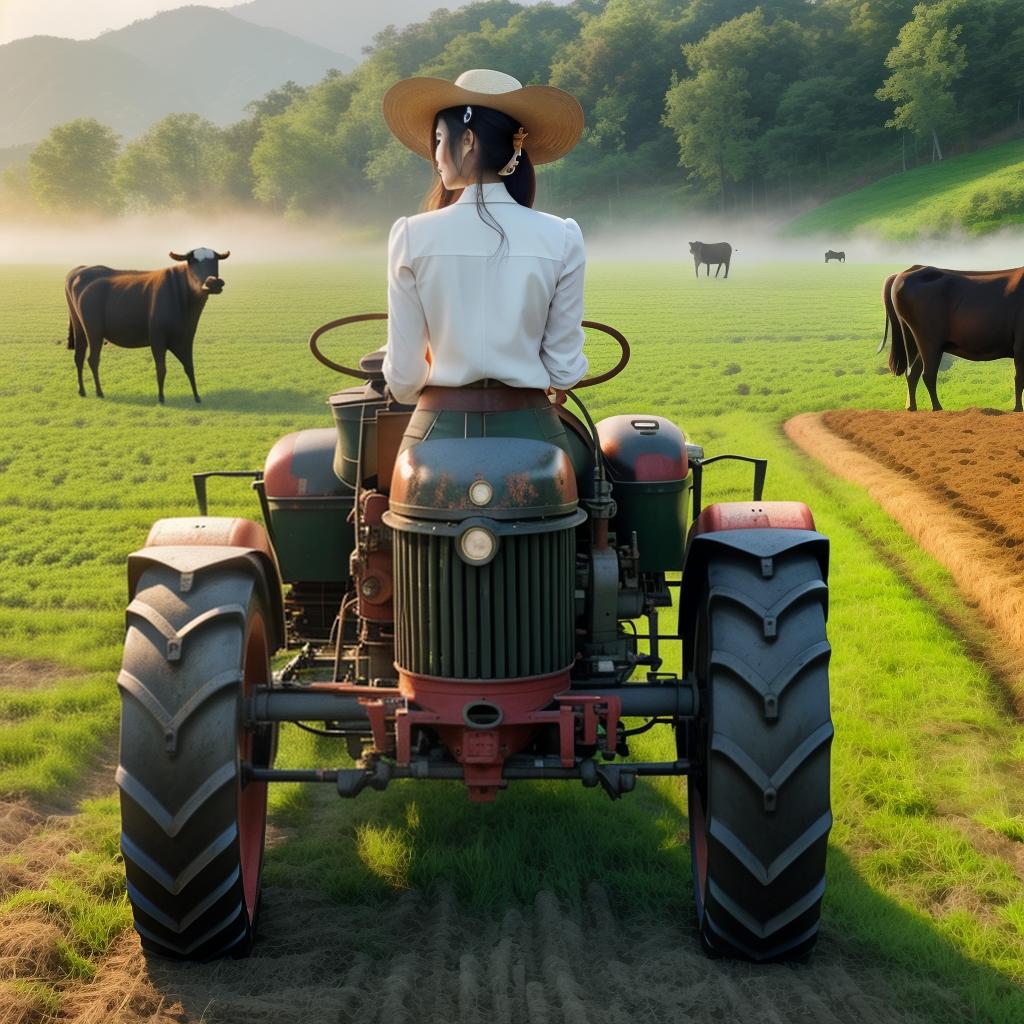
(169, 250), (190, 261)
(214, 250), (230, 260)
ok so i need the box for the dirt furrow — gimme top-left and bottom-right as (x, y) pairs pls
(75, 881), (952, 1024)
(785, 410), (1024, 714)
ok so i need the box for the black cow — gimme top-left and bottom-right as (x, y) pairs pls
(64, 248), (229, 403)
(881, 264), (1024, 411)
(825, 250), (846, 263)
(689, 240), (733, 278)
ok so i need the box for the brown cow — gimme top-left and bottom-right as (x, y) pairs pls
(65, 248), (229, 403)
(879, 264), (1024, 411)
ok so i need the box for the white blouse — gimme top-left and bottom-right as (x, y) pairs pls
(382, 182), (588, 405)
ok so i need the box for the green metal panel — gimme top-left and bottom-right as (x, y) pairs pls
(263, 428), (356, 584)
(612, 477), (692, 572)
(392, 520), (576, 680)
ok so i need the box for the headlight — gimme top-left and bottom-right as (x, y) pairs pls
(459, 526), (497, 563)
(468, 479), (493, 506)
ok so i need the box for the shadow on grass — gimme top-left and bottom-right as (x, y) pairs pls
(144, 776), (1023, 1024)
(103, 387), (320, 414)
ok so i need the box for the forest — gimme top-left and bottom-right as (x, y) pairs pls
(7, 0), (1024, 223)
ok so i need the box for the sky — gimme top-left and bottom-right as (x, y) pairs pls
(0, 1), (239, 45)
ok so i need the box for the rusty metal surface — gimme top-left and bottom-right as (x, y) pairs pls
(389, 437), (578, 520)
(691, 501), (816, 535)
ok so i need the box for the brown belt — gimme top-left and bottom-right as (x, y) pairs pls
(416, 384), (551, 413)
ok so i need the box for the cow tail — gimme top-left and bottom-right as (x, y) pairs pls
(66, 318), (74, 350)
(884, 275), (908, 376)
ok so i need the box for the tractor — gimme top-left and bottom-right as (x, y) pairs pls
(116, 315), (832, 964)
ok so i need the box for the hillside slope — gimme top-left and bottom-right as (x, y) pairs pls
(0, 6), (354, 149)
(229, 0), (442, 59)
(785, 138), (1024, 240)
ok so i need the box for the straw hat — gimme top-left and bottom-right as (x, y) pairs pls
(382, 69), (584, 166)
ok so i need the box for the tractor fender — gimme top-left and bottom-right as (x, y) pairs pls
(679, 521), (829, 674)
(127, 516), (285, 652)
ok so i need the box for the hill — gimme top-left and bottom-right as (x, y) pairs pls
(0, 6), (354, 149)
(785, 138), (1024, 240)
(0, 36), (177, 148)
(229, 0), (444, 58)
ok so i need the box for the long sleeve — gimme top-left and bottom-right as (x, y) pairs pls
(383, 217), (431, 405)
(539, 217), (588, 390)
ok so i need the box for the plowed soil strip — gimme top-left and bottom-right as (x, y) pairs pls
(66, 886), (951, 1024)
(785, 410), (1024, 713)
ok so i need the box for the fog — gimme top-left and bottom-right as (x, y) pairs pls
(584, 216), (1024, 270)
(4, 209), (1024, 271)
(0, 211), (380, 266)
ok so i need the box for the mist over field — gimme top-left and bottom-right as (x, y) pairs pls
(8, 208), (1024, 275)
(586, 219), (1024, 269)
(0, 211), (371, 265)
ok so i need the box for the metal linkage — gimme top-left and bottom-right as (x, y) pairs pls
(247, 680), (696, 725)
(243, 755), (691, 801)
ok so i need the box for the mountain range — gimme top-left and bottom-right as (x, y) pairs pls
(0, 5), (355, 150)
(228, 0), (444, 60)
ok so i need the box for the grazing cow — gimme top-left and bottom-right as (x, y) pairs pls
(825, 250), (846, 263)
(64, 248), (229, 403)
(689, 240), (733, 279)
(879, 264), (1024, 411)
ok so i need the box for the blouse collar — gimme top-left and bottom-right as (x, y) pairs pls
(455, 182), (517, 205)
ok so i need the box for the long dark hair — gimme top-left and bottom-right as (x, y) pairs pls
(423, 105), (536, 249)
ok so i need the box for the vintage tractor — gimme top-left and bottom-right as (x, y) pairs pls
(116, 315), (832, 965)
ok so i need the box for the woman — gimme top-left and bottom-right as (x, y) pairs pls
(380, 68), (589, 467)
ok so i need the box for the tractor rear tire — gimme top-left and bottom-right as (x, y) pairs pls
(686, 542), (832, 962)
(117, 561), (277, 960)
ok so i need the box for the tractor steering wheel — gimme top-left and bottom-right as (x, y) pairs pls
(308, 313), (386, 379)
(308, 313), (630, 386)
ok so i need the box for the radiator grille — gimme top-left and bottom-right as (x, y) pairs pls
(394, 525), (576, 679)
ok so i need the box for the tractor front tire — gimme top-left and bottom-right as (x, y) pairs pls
(117, 561), (277, 960)
(686, 541), (832, 962)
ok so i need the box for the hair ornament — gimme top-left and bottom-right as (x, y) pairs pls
(463, 105), (473, 124)
(498, 127), (528, 176)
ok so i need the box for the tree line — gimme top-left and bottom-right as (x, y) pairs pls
(7, 0), (1024, 222)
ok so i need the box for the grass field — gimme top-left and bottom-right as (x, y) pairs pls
(786, 137), (1024, 239)
(1, 259), (1023, 1020)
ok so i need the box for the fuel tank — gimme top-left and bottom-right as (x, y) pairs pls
(596, 414), (690, 572)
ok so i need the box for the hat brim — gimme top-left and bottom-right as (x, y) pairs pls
(383, 77), (584, 166)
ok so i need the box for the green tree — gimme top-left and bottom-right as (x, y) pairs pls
(365, 2), (521, 75)
(681, 9), (809, 131)
(421, 5), (581, 88)
(251, 71), (361, 214)
(756, 76), (849, 195)
(28, 119), (122, 215)
(117, 113), (226, 209)
(663, 66), (758, 208)
(550, 0), (683, 157)
(876, 0), (968, 161)
(214, 82), (309, 205)
(246, 81), (308, 120)
(948, 0), (1024, 138)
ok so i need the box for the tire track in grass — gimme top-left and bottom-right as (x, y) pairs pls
(68, 881), (951, 1024)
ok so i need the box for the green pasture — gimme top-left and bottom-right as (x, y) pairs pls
(786, 137), (1024, 240)
(1, 260), (1022, 1020)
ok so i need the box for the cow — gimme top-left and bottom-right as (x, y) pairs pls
(825, 250), (846, 263)
(689, 241), (733, 279)
(879, 264), (1024, 411)
(64, 248), (229, 403)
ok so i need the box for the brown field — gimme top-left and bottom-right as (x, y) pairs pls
(0, 795), (953, 1024)
(786, 409), (1024, 713)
